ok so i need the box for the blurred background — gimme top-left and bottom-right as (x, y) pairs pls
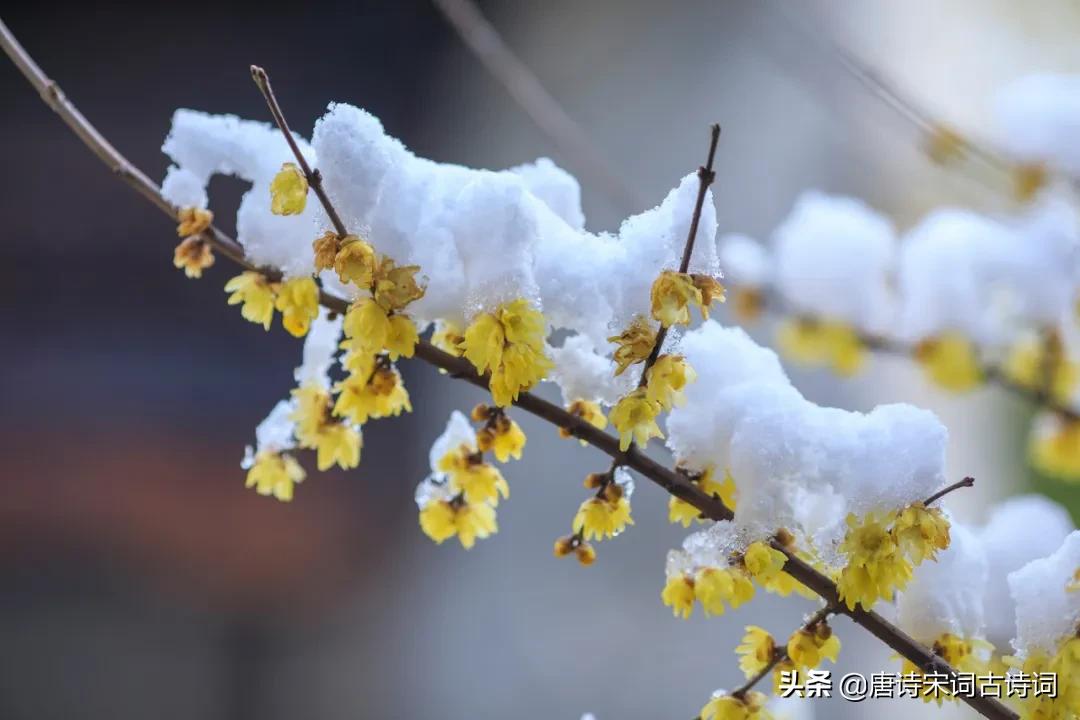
(2, 1), (1080, 718)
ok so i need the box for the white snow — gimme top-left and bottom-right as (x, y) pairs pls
(1008, 530), (1080, 656)
(294, 309), (343, 388)
(979, 495), (1075, 649)
(772, 191), (896, 334)
(994, 74), (1080, 177)
(666, 322), (947, 547)
(895, 521), (988, 642)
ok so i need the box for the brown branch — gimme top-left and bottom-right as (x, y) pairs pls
(0, 25), (1016, 720)
(923, 476), (975, 507)
(750, 288), (1080, 423)
(429, 0), (640, 213)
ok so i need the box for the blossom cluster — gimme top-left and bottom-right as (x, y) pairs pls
(155, 74), (1080, 720)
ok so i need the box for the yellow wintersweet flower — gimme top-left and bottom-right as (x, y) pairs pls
(312, 422), (362, 471)
(225, 271), (276, 330)
(736, 626), (776, 678)
(473, 407), (527, 463)
(743, 541), (787, 583)
(559, 399), (608, 445)
(892, 503), (951, 564)
(419, 500), (457, 544)
(608, 317), (657, 375)
(699, 691), (768, 720)
(787, 622), (841, 672)
(334, 235), (377, 289)
(449, 462), (510, 506)
(695, 566), (755, 616)
(274, 276), (320, 337)
(343, 297), (392, 355)
(333, 362), (412, 425)
(385, 314), (419, 360)
(463, 311), (505, 372)
(431, 320), (465, 358)
(669, 467), (736, 527)
(176, 206), (213, 237)
(1031, 415), (1080, 480)
(489, 343), (553, 407)
(776, 318), (865, 376)
(646, 354), (697, 410)
(692, 273), (726, 310)
(1014, 642), (1080, 717)
(661, 572), (696, 619)
(836, 512), (913, 611)
(419, 498), (497, 549)
(173, 236), (215, 279)
(436, 442), (509, 506)
(651, 270), (702, 327)
(573, 493), (633, 541)
(914, 332), (983, 392)
(291, 382), (331, 445)
(312, 231), (339, 272)
(761, 569), (816, 600)
(1004, 335), (1078, 405)
(269, 162), (308, 215)
(462, 299), (553, 407)
(289, 382), (362, 471)
(609, 389), (663, 451)
(371, 256), (425, 312)
(245, 451), (305, 502)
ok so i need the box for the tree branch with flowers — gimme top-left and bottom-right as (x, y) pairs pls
(9, 14), (1080, 720)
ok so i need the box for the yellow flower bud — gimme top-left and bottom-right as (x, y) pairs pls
(269, 162), (308, 215)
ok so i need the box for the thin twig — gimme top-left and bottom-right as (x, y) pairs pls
(429, 0), (640, 213)
(250, 65), (349, 238)
(746, 288), (1080, 422)
(923, 476), (975, 507)
(0, 25), (1016, 720)
(764, 0), (1017, 190)
(638, 123), (722, 381)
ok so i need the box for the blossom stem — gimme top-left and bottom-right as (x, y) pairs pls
(0, 26), (1015, 720)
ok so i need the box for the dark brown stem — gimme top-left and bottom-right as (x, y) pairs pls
(637, 123), (722, 387)
(250, 65), (349, 239)
(0, 25), (1015, 719)
(923, 476), (975, 507)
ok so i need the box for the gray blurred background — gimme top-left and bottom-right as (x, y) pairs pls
(2, 1), (1080, 718)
